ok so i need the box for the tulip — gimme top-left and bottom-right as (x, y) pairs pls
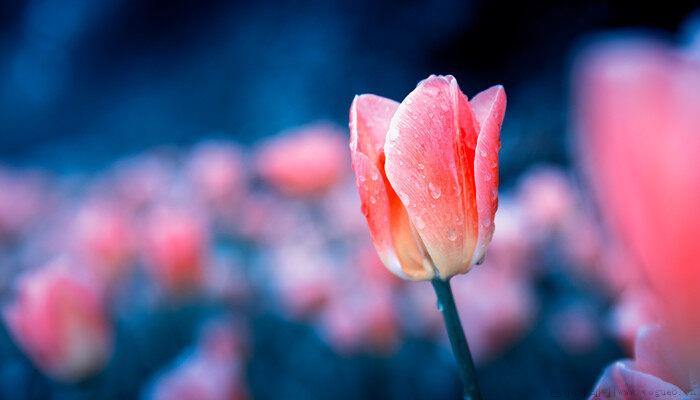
(349, 75), (506, 280)
(141, 206), (209, 295)
(186, 141), (245, 209)
(574, 37), (700, 354)
(2, 258), (112, 381)
(350, 75), (506, 400)
(72, 200), (135, 284)
(256, 123), (348, 197)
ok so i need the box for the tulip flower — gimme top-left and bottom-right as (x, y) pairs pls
(350, 75), (505, 281)
(2, 258), (112, 381)
(141, 206), (209, 295)
(350, 75), (506, 400)
(186, 141), (245, 209)
(575, 37), (700, 354)
(256, 123), (348, 197)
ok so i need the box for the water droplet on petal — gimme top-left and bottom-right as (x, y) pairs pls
(480, 149), (488, 158)
(417, 163), (424, 170)
(482, 216), (491, 227)
(369, 196), (377, 204)
(428, 182), (441, 199)
(358, 175), (366, 182)
(447, 229), (457, 242)
(399, 192), (410, 206)
(370, 170), (380, 181)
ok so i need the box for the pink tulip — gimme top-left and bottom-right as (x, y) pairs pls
(71, 200), (135, 284)
(141, 206), (209, 294)
(517, 165), (576, 238)
(350, 75), (506, 280)
(452, 264), (536, 362)
(575, 37), (700, 351)
(321, 283), (399, 354)
(186, 141), (245, 209)
(256, 123), (348, 197)
(2, 258), (112, 381)
(589, 325), (696, 399)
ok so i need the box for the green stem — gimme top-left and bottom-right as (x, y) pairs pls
(431, 278), (483, 400)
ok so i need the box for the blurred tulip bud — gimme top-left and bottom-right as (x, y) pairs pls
(2, 258), (112, 381)
(141, 206), (208, 294)
(321, 284), (399, 354)
(256, 123), (348, 197)
(350, 75), (506, 280)
(187, 141), (245, 209)
(452, 265), (536, 362)
(72, 200), (135, 284)
(518, 166), (576, 238)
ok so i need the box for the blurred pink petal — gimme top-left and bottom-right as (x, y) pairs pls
(452, 265), (536, 363)
(186, 141), (246, 210)
(141, 206), (209, 295)
(71, 200), (135, 284)
(2, 258), (112, 381)
(321, 284), (399, 354)
(517, 165), (576, 238)
(575, 37), (700, 351)
(256, 123), (348, 197)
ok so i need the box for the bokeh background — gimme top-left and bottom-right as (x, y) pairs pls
(0, 1), (698, 399)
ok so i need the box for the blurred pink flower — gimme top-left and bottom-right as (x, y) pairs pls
(575, 37), (700, 351)
(146, 319), (248, 400)
(186, 141), (246, 210)
(141, 206), (209, 295)
(589, 325), (696, 399)
(517, 166), (577, 238)
(256, 123), (348, 197)
(2, 258), (112, 381)
(71, 200), (135, 284)
(451, 265), (536, 362)
(108, 152), (176, 212)
(0, 168), (50, 241)
(321, 283), (399, 354)
(270, 244), (336, 318)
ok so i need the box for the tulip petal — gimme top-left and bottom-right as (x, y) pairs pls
(634, 325), (690, 391)
(589, 361), (687, 399)
(349, 94), (400, 164)
(470, 85), (506, 265)
(350, 95), (433, 280)
(384, 75), (479, 278)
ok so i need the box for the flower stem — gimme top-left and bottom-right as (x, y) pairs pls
(431, 278), (483, 400)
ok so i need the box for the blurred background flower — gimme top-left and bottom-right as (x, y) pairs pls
(0, 1), (699, 399)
